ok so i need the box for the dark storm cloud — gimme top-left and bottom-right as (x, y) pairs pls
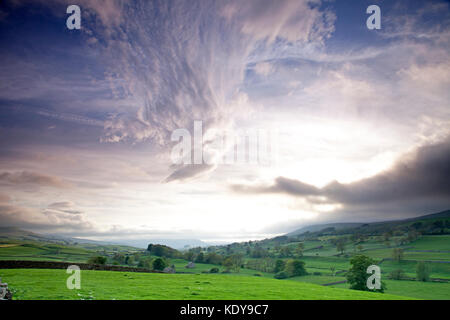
(231, 137), (450, 218)
(231, 177), (320, 196)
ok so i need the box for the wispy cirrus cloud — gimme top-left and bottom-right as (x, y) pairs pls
(93, 0), (336, 147)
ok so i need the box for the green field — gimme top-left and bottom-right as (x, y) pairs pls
(379, 259), (450, 280)
(0, 240), (142, 263)
(289, 275), (347, 285)
(0, 243), (92, 262)
(0, 269), (411, 300)
(330, 279), (450, 300)
(408, 235), (450, 251)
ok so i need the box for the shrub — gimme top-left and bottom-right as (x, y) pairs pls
(274, 271), (289, 279)
(274, 259), (286, 273)
(253, 273), (262, 277)
(87, 256), (107, 265)
(152, 257), (167, 271)
(313, 272), (322, 276)
(209, 267), (219, 273)
(416, 261), (430, 282)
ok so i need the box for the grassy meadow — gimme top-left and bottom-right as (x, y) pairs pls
(0, 269), (410, 300)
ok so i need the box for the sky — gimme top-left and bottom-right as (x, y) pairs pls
(0, 0), (449, 245)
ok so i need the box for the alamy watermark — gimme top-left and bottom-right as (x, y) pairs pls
(66, 5), (81, 30)
(366, 5), (381, 30)
(170, 121), (278, 166)
(366, 265), (381, 290)
(66, 265), (81, 290)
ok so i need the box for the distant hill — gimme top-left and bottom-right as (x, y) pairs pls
(286, 209), (450, 237)
(0, 227), (208, 250)
(287, 223), (364, 237)
(111, 238), (209, 250)
(0, 227), (53, 242)
(403, 210), (450, 222)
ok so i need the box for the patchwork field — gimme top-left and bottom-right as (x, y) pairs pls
(0, 240), (141, 263)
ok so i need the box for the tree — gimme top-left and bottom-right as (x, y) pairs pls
(382, 231), (392, 245)
(279, 246), (292, 258)
(204, 252), (223, 265)
(88, 256), (107, 265)
(392, 248), (404, 262)
(251, 246), (268, 258)
(412, 222), (422, 230)
(330, 266), (336, 276)
(147, 243), (179, 258)
(195, 252), (204, 263)
(184, 250), (196, 262)
(274, 259), (286, 273)
(346, 255), (385, 293)
(389, 269), (404, 280)
(433, 220), (444, 228)
(112, 253), (125, 264)
(295, 243), (304, 257)
(152, 258), (167, 271)
(336, 239), (346, 255)
(126, 255), (135, 266)
(138, 257), (153, 269)
(229, 254), (244, 272)
(407, 230), (420, 243)
(285, 260), (307, 277)
(222, 257), (234, 272)
(416, 261), (430, 282)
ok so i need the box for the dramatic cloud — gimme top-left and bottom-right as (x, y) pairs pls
(231, 137), (450, 219)
(0, 200), (94, 233)
(0, 1), (449, 240)
(221, 0), (335, 43)
(88, 0), (335, 148)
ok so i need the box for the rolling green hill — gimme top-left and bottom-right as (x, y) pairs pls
(0, 269), (411, 300)
(287, 223), (364, 237)
(287, 210), (450, 238)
